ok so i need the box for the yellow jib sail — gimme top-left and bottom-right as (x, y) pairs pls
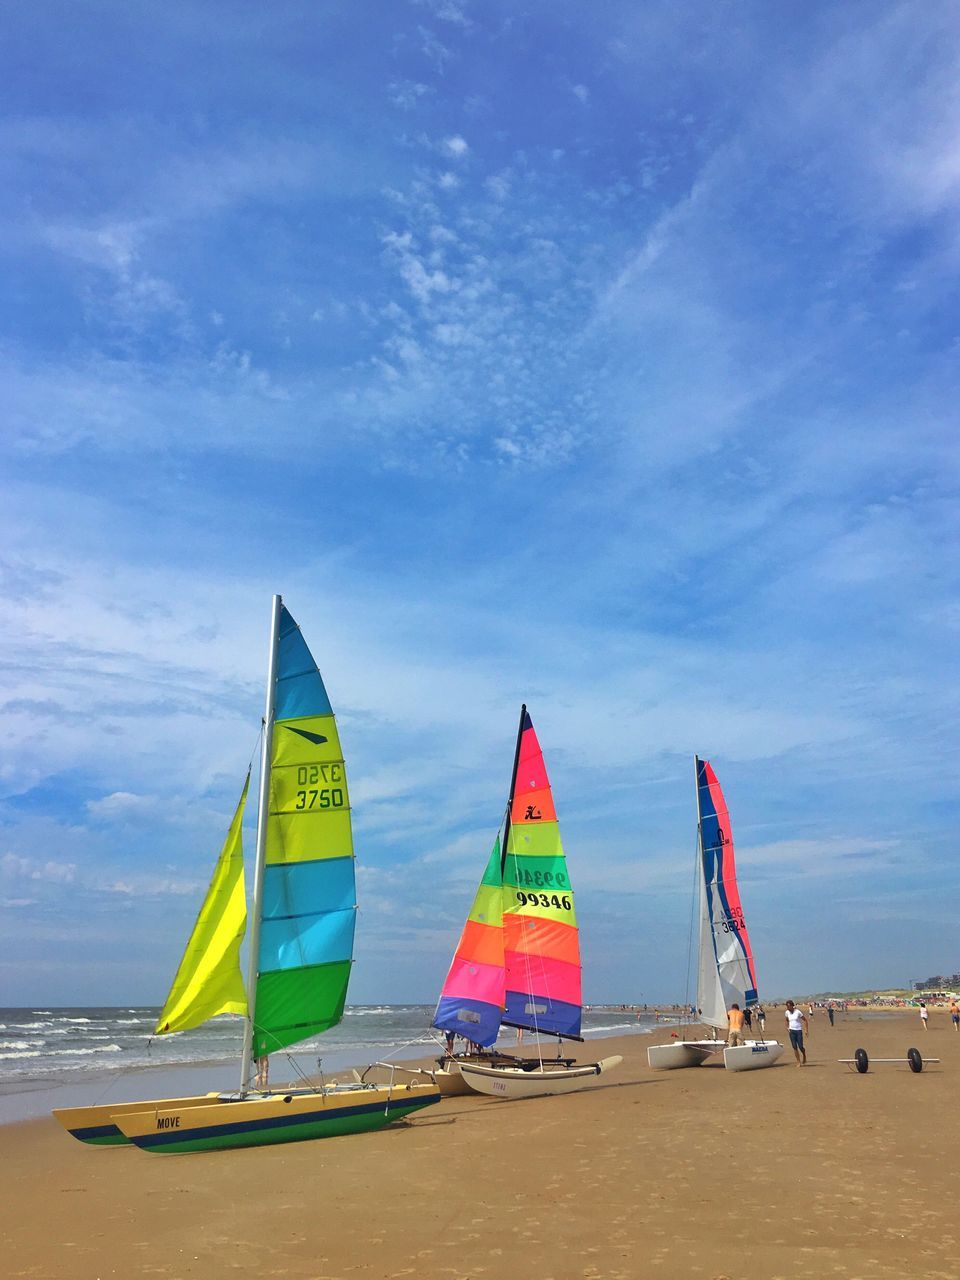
(154, 774), (250, 1035)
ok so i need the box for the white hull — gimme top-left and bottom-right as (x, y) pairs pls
(648, 1039), (782, 1071)
(722, 1040), (783, 1071)
(647, 1040), (723, 1069)
(405, 1053), (538, 1097)
(458, 1055), (623, 1099)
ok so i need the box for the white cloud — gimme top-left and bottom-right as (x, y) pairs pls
(104, 876), (201, 897)
(86, 792), (158, 820)
(388, 80), (433, 110)
(418, 26), (453, 72)
(1, 853), (77, 884)
(443, 135), (469, 158)
(415, 0), (470, 27)
(572, 84), (589, 105)
(484, 172), (510, 202)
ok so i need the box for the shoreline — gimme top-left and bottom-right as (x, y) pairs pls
(0, 1020), (652, 1126)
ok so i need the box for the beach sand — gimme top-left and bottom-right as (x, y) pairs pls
(2, 1007), (956, 1279)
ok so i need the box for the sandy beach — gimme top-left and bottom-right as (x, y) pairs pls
(1, 1007), (956, 1280)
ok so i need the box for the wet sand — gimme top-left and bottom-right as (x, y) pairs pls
(1, 1006), (956, 1279)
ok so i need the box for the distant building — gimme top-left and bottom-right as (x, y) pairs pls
(914, 973), (960, 991)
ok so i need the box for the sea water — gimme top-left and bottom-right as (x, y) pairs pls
(0, 1005), (652, 1124)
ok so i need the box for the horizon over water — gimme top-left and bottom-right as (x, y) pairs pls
(0, 1004), (653, 1125)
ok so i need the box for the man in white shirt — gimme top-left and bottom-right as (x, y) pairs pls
(784, 1000), (809, 1066)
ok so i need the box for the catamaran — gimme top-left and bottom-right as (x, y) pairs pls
(53, 596), (439, 1152)
(430, 705), (621, 1099)
(647, 756), (782, 1072)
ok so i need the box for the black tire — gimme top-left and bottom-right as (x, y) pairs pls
(906, 1047), (923, 1073)
(854, 1047), (869, 1073)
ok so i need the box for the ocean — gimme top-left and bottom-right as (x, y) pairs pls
(0, 1004), (652, 1124)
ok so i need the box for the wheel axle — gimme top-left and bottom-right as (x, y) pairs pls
(838, 1047), (940, 1074)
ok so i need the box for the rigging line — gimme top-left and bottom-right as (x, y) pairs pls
(371, 1033), (444, 1063)
(247, 722), (263, 777)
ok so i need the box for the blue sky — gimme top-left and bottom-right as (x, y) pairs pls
(2, 1), (958, 1007)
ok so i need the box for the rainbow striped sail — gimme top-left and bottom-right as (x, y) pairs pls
(432, 838), (505, 1047)
(695, 756), (758, 1030)
(250, 605), (356, 1059)
(433, 706), (581, 1046)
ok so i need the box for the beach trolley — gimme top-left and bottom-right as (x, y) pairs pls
(839, 1047), (940, 1074)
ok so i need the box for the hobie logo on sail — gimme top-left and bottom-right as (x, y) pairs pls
(284, 726), (328, 746)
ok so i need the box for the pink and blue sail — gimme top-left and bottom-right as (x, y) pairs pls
(695, 756), (758, 1016)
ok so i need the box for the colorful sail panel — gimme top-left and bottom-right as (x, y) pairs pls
(432, 838), (505, 1047)
(696, 757), (758, 1028)
(252, 605), (356, 1058)
(155, 776), (250, 1036)
(502, 711), (582, 1038)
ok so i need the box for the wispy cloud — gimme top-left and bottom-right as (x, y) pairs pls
(1, 853), (76, 884)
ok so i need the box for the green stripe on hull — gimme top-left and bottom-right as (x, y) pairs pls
(74, 1131), (131, 1147)
(131, 1095), (438, 1154)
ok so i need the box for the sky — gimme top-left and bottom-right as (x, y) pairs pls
(1, 1), (958, 1008)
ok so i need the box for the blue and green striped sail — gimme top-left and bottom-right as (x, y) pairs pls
(252, 606), (356, 1059)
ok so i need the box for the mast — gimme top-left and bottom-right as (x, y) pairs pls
(500, 703), (527, 875)
(239, 593), (283, 1093)
(693, 753), (706, 969)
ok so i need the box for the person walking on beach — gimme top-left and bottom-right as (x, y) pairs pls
(755, 1005), (766, 1033)
(919, 1000), (929, 1031)
(827, 1004), (835, 1027)
(950, 1000), (959, 1031)
(784, 1000), (809, 1066)
(743, 1005), (752, 1031)
(727, 1003), (745, 1047)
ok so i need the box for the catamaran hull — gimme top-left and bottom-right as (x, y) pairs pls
(458, 1055), (622, 1100)
(401, 1064), (472, 1096)
(722, 1040), (784, 1071)
(647, 1039), (783, 1071)
(647, 1040), (723, 1070)
(53, 1094), (222, 1147)
(431, 1064), (473, 1096)
(420, 1053), (549, 1097)
(113, 1082), (441, 1153)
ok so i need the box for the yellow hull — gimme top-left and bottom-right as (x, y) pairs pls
(114, 1081), (441, 1153)
(53, 1093), (222, 1146)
